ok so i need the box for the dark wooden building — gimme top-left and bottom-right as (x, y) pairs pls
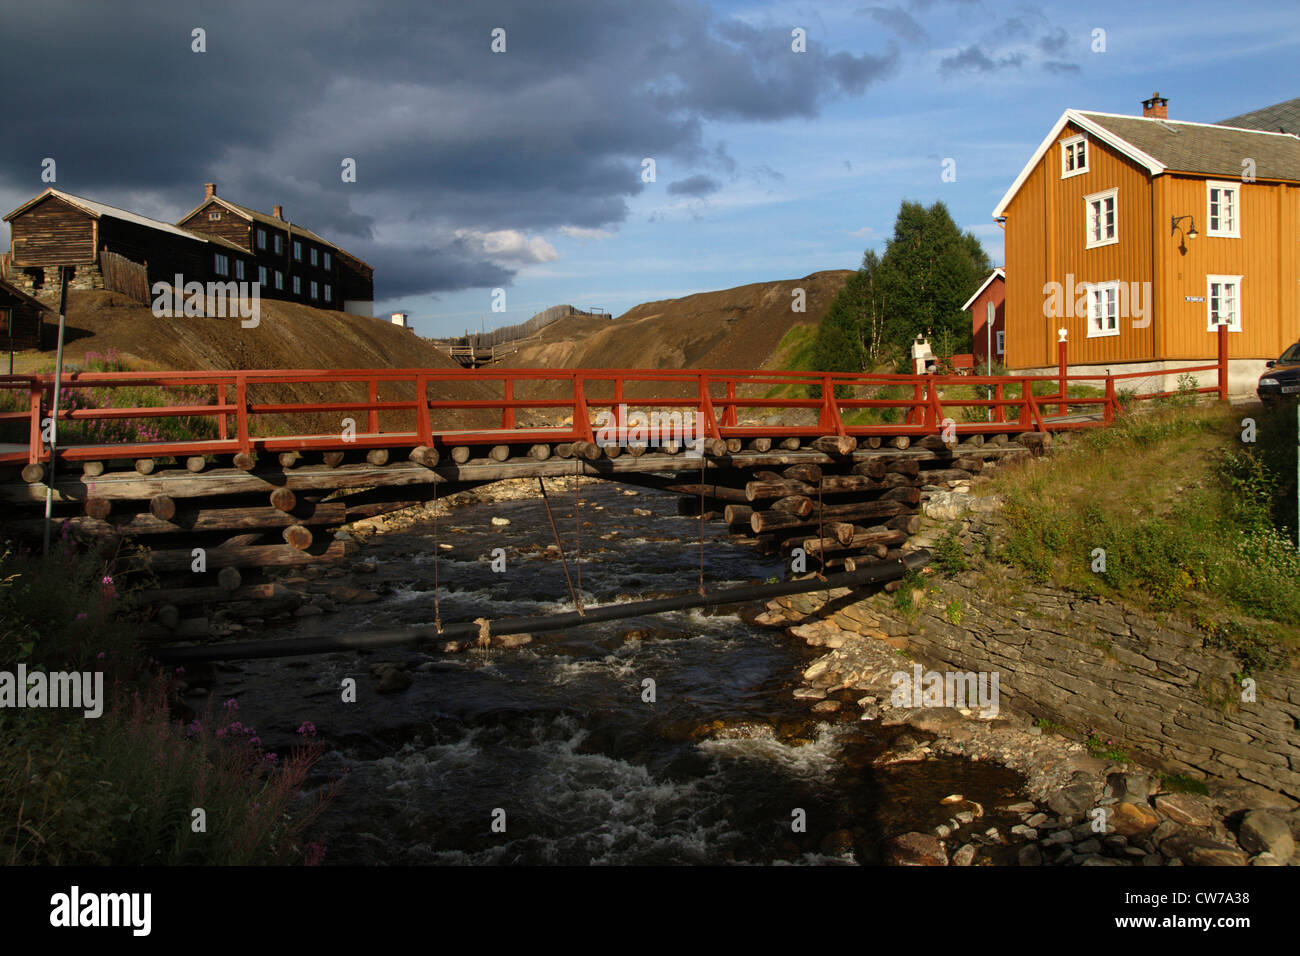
(177, 183), (374, 315)
(0, 276), (52, 352)
(2, 188), (243, 299)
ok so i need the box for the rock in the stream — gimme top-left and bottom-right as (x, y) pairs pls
(884, 832), (948, 866)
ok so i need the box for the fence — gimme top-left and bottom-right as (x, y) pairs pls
(99, 251), (150, 305)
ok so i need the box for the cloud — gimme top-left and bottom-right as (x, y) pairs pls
(864, 6), (929, 44)
(666, 175), (722, 198)
(940, 45), (1027, 74)
(559, 225), (614, 241)
(0, 0), (898, 298)
(849, 226), (876, 238)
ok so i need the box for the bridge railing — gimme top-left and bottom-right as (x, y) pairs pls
(0, 328), (1230, 466)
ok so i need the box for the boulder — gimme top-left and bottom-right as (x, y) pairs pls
(884, 832), (948, 866)
(1237, 811), (1294, 863)
(1110, 802), (1161, 838)
(1154, 793), (1215, 828)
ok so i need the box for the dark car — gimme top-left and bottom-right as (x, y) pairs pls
(1257, 341), (1300, 405)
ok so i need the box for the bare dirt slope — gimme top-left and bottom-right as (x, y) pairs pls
(510, 270), (851, 373)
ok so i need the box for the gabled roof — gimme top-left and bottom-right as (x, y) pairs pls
(177, 195), (374, 270)
(991, 109), (1300, 218)
(1218, 97), (1300, 135)
(3, 188), (246, 253)
(0, 276), (54, 312)
(961, 268), (1004, 312)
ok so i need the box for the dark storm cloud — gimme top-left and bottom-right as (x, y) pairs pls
(0, 0), (898, 298)
(940, 45), (1026, 74)
(666, 174), (721, 197)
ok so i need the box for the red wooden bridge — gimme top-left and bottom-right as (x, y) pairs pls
(0, 340), (1227, 650)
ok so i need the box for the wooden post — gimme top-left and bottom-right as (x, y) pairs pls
(416, 373), (432, 444)
(1217, 322), (1229, 402)
(1104, 376), (1116, 424)
(501, 377), (515, 429)
(722, 380), (737, 427)
(235, 373), (250, 454)
(994, 382), (1005, 423)
(367, 378), (379, 434)
(217, 383), (228, 441)
(1057, 330), (1068, 417)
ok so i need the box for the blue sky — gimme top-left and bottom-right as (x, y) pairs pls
(2, 0), (1297, 337)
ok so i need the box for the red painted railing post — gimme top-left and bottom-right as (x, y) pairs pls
(1057, 330), (1068, 417)
(217, 383), (228, 441)
(235, 373), (250, 453)
(722, 380), (737, 427)
(1104, 376), (1116, 424)
(1018, 382), (1030, 429)
(817, 375), (845, 436)
(1217, 323), (1229, 402)
(612, 378), (624, 442)
(908, 383), (923, 426)
(28, 384), (43, 464)
(501, 377), (515, 429)
(573, 375), (594, 442)
(993, 382), (1005, 424)
(368, 378), (380, 435)
(416, 373), (432, 444)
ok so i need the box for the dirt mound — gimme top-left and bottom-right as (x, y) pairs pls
(511, 271), (851, 373)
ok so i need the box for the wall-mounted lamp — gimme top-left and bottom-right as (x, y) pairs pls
(1170, 214), (1198, 254)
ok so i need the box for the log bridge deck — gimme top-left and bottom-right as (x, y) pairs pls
(0, 359), (1223, 644)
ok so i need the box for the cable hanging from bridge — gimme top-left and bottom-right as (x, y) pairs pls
(537, 476), (584, 617)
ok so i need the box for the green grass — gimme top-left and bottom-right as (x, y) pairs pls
(992, 403), (1300, 654)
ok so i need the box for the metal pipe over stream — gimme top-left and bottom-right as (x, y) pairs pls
(153, 550), (931, 664)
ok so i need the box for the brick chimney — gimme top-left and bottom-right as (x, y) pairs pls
(1142, 92), (1168, 119)
(272, 204), (283, 220)
(204, 182), (217, 199)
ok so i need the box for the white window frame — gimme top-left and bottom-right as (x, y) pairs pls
(258, 265), (268, 286)
(324, 283), (332, 302)
(310, 280), (318, 299)
(213, 253), (229, 277)
(274, 270), (284, 291)
(1206, 181), (1241, 238)
(323, 251), (332, 270)
(234, 259), (246, 281)
(1060, 134), (1088, 179)
(310, 247), (318, 267)
(1085, 280), (1122, 338)
(293, 240), (302, 261)
(293, 275), (301, 294)
(208, 211), (221, 221)
(1206, 274), (1242, 331)
(256, 228), (267, 250)
(1084, 188), (1118, 249)
(273, 234), (283, 254)
(996, 330), (1005, 355)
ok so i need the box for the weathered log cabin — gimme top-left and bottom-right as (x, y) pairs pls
(2, 188), (244, 299)
(177, 183), (374, 315)
(0, 276), (52, 351)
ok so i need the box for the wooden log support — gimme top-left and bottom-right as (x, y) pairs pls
(134, 458), (156, 475)
(527, 444), (551, 462)
(270, 487), (297, 513)
(918, 468), (978, 484)
(409, 445), (440, 468)
(218, 567), (242, 591)
(851, 459), (919, 479)
(83, 461), (105, 478)
(878, 486), (921, 506)
(885, 514), (922, 535)
(702, 437), (728, 457)
(887, 436), (911, 450)
(21, 501), (349, 537)
(725, 438), (743, 454)
(233, 452), (256, 471)
(961, 435), (986, 448)
(282, 524), (313, 551)
(782, 464), (822, 483)
(573, 441), (602, 461)
(915, 435), (957, 452)
(745, 478), (815, 502)
(149, 495), (176, 521)
(770, 495), (814, 517)
(322, 451), (345, 469)
(487, 444), (510, 462)
(185, 456), (206, 473)
(865, 436), (883, 449)
(603, 442), (622, 459)
(85, 497), (111, 519)
(626, 442), (647, 457)
(951, 456), (984, 473)
(278, 452), (300, 469)
(801, 527), (907, 556)
(148, 539), (356, 572)
(136, 582), (285, 607)
(750, 499), (907, 534)
(723, 504), (753, 525)
(747, 438), (772, 452)
(811, 435), (857, 456)
(366, 448), (390, 466)
(553, 443), (574, 459)
(451, 445), (472, 464)
(779, 437), (801, 451)
(156, 604), (181, 630)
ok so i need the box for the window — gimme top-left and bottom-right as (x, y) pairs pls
(274, 271), (284, 290)
(235, 259), (246, 281)
(996, 330), (1005, 355)
(293, 240), (302, 261)
(310, 280), (318, 299)
(258, 265), (268, 286)
(1061, 135), (1088, 178)
(293, 276), (301, 294)
(324, 284), (332, 302)
(209, 211), (221, 221)
(214, 253), (229, 277)
(1207, 181), (1240, 238)
(1207, 275), (1242, 331)
(273, 234), (283, 254)
(323, 251), (332, 270)
(0, 309), (10, 335)
(1085, 280), (1121, 337)
(256, 229), (267, 250)
(309, 247), (318, 267)
(1085, 188), (1118, 248)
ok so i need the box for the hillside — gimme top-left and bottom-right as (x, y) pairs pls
(510, 270), (852, 372)
(14, 291), (501, 432)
